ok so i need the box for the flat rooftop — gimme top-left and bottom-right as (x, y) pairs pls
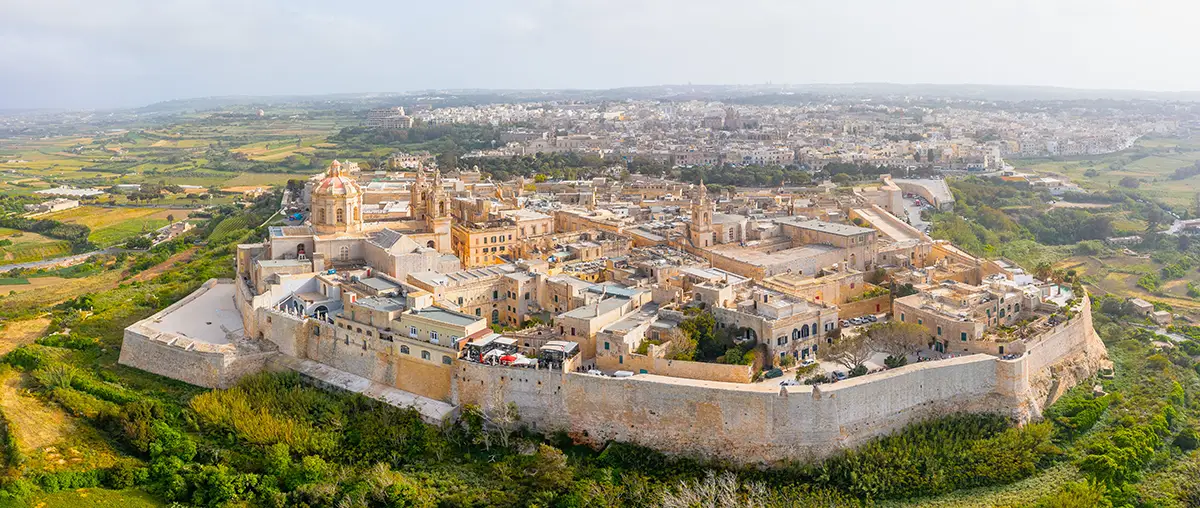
(852, 207), (921, 243)
(410, 307), (480, 327)
(710, 244), (838, 268)
(145, 282), (244, 345)
(779, 218), (875, 237)
(895, 178), (954, 204)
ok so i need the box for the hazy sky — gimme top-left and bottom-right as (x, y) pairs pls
(2, 0), (1198, 109)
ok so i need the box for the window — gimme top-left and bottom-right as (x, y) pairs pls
(571, 327), (576, 335)
(604, 342), (610, 350)
(475, 308), (481, 316)
(339, 245), (350, 261)
(917, 318), (922, 325)
(336, 208), (345, 223)
(421, 350), (430, 360)
(400, 345), (409, 354)
(524, 292), (530, 300)
(618, 355), (623, 364)
(458, 297), (464, 305)
(313, 327), (320, 336)
(430, 331), (439, 343)
(961, 332), (968, 341)
(1015, 303), (1020, 312)
(900, 313), (905, 322)
(937, 326), (942, 336)
(409, 326), (417, 338)
(987, 309), (991, 317)
(999, 309), (1006, 318)
(493, 290), (499, 299)
(442, 355), (452, 365)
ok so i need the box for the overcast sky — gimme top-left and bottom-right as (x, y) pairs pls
(2, 0), (1198, 109)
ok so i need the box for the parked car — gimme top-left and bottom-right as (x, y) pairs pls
(764, 368), (784, 379)
(866, 315), (878, 323)
(832, 370), (848, 380)
(840, 319), (850, 327)
(800, 359), (816, 368)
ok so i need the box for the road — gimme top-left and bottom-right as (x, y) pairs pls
(0, 248), (117, 273)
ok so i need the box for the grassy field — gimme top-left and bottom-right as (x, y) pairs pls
(0, 227), (72, 265)
(42, 206), (188, 247)
(33, 488), (162, 507)
(1059, 253), (1200, 316)
(1012, 136), (1200, 208)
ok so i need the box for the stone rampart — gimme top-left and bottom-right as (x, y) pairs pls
(120, 279), (277, 388)
(454, 295), (1105, 465)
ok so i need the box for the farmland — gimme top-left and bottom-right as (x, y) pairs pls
(1012, 136), (1200, 209)
(42, 207), (188, 247)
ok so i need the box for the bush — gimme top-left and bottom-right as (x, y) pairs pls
(849, 365), (868, 377)
(1175, 427), (1199, 451)
(818, 414), (1053, 499)
(2, 346), (47, 371)
(884, 355), (908, 368)
(106, 460), (149, 489)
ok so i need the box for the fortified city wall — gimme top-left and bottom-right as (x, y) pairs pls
(453, 296), (1105, 464)
(120, 279), (277, 388)
(123, 277), (1107, 464)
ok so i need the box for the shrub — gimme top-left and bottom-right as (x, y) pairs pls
(2, 346), (47, 371)
(884, 355), (908, 368)
(1175, 427), (1199, 451)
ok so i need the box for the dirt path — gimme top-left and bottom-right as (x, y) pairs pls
(0, 372), (74, 455)
(0, 317), (51, 356)
(130, 246), (197, 282)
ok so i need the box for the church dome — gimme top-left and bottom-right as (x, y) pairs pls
(312, 160), (361, 197)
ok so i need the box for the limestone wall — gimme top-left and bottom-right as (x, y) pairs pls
(119, 328), (275, 389)
(616, 353), (754, 383)
(456, 354), (1016, 463)
(454, 297), (1104, 465)
(836, 294), (891, 318)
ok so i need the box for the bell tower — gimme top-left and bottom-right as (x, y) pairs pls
(689, 180), (713, 248)
(410, 168), (429, 220)
(424, 170), (452, 251)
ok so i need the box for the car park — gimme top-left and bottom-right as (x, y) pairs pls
(866, 315), (878, 323)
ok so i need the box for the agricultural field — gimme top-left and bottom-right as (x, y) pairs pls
(1059, 252), (1200, 316)
(42, 207), (187, 247)
(0, 228), (71, 265)
(1012, 136), (1200, 209)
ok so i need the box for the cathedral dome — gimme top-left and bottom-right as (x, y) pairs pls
(312, 160), (361, 197)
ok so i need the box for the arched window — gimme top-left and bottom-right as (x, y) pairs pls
(442, 355), (452, 365)
(421, 350), (430, 360)
(801, 324), (810, 338)
(317, 208), (326, 223)
(336, 208), (345, 223)
(400, 345), (410, 354)
(339, 245), (350, 261)
(427, 240), (436, 248)
(439, 201), (446, 215)
(792, 329), (800, 340)
(491, 309), (499, 324)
